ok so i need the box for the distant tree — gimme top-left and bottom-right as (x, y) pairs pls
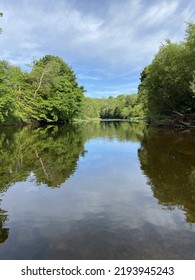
(83, 94), (145, 120)
(82, 97), (100, 118)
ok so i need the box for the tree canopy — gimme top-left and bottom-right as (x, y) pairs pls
(82, 94), (144, 120)
(138, 22), (195, 124)
(0, 55), (85, 124)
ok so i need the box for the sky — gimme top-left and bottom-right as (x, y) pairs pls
(0, 0), (195, 98)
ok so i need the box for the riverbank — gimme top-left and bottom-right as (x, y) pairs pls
(0, 114), (194, 129)
(151, 113), (195, 129)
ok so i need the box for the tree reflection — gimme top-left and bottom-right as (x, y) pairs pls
(0, 121), (146, 246)
(82, 121), (146, 142)
(0, 124), (86, 189)
(138, 129), (195, 222)
(0, 206), (9, 244)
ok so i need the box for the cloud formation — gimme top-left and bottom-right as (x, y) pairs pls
(0, 0), (194, 97)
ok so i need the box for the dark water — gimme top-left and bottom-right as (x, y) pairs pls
(0, 122), (195, 260)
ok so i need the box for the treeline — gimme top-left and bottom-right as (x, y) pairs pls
(0, 55), (85, 124)
(82, 94), (144, 120)
(138, 22), (195, 126)
(0, 22), (195, 126)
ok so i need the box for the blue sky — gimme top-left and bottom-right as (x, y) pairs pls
(0, 0), (195, 98)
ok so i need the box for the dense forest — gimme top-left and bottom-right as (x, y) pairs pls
(0, 18), (195, 126)
(82, 94), (144, 120)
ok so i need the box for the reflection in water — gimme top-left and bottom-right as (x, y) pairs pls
(0, 206), (9, 244)
(0, 122), (195, 259)
(138, 129), (195, 223)
(0, 125), (86, 190)
(83, 120), (146, 142)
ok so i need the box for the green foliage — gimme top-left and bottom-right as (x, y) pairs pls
(82, 97), (100, 118)
(0, 55), (85, 124)
(185, 22), (195, 50)
(82, 94), (145, 120)
(138, 22), (195, 119)
(23, 55), (85, 122)
(190, 71), (195, 97)
(0, 61), (24, 123)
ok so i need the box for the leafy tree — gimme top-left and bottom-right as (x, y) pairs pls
(0, 55), (85, 124)
(138, 22), (195, 121)
(86, 94), (145, 120)
(0, 60), (24, 123)
(82, 97), (100, 119)
(190, 71), (195, 97)
(23, 55), (85, 122)
(185, 22), (195, 50)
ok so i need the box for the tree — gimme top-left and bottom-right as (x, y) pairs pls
(82, 97), (100, 119)
(82, 94), (145, 120)
(190, 71), (195, 97)
(185, 22), (195, 50)
(0, 60), (24, 123)
(0, 55), (85, 124)
(20, 55), (85, 122)
(138, 22), (195, 121)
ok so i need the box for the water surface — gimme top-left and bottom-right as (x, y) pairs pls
(0, 122), (195, 259)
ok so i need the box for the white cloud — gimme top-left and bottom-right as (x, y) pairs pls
(141, 1), (178, 27)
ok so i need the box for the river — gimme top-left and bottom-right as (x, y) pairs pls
(0, 121), (195, 259)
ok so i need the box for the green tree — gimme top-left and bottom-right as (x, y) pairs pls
(23, 55), (85, 122)
(82, 97), (100, 119)
(0, 60), (24, 123)
(190, 71), (195, 97)
(83, 94), (145, 120)
(138, 22), (195, 121)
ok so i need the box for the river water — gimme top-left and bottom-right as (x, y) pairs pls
(0, 121), (195, 259)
